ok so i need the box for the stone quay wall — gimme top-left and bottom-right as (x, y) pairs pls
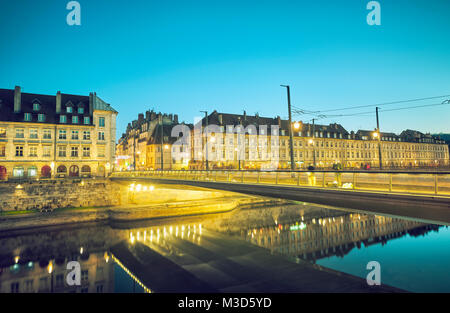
(0, 179), (121, 212)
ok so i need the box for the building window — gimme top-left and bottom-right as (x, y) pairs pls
(56, 275), (64, 288)
(58, 146), (66, 157)
(81, 270), (88, 282)
(71, 130), (79, 140)
(15, 128), (24, 138)
(38, 114), (45, 122)
(29, 146), (38, 157)
(0, 127), (5, 138)
(82, 147), (90, 157)
(15, 146), (24, 157)
(33, 103), (40, 111)
(67, 106), (73, 113)
(60, 115), (67, 123)
(24, 113), (32, 121)
(11, 282), (19, 293)
(72, 116), (79, 124)
(98, 132), (105, 141)
(43, 146), (51, 157)
(99, 117), (105, 127)
(71, 146), (78, 157)
(43, 129), (52, 139)
(29, 129), (38, 139)
(59, 130), (67, 140)
(84, 117), (90, 125)
(83, 131), (90, 140)
(78, 107), (84, 114)
(0, 145), (5, 157)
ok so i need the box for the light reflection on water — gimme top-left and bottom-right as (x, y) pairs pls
(0, 202), (449, 293)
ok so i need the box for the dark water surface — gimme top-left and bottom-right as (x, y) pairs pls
(0, 202), (448, 293)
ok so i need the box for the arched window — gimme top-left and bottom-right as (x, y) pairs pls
(28, 166), (38, 177)
(0, 166), (7, 180)
(13, 166), (24, 177)
(57, 165), (67, 173)
(41, 165), (51, 178)
(69, 165), (79, 177)
(81, 165), (91, 173)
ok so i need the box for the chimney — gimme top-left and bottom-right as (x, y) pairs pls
(145, 110), (151, 121)
(243, 110), (247, 121)
(174, 114), (179, 124)
(277, 116), (281, 127)
(89, 92), (94, 115)
(138, 113), (144, 121)
(218, 114), (223, 125)
(56, 91), (61, 113)
(14, 86), (21, 112)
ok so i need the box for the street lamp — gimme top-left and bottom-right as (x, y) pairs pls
(200, 111), (209, 170)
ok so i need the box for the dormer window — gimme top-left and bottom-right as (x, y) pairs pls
(67, 107), (73, 113)
(24, 113), (32, 121)
(33, 103), (40, 111)
(78, 107), (84, 114)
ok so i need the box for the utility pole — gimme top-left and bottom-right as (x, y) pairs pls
(312, 118), (316, 168)
(281, 85), (295, 171)
(200, 111), (209, 170)
(160, 115), (164, 170)
(133, 133), (137, 171)
(376, 107), (383, 170)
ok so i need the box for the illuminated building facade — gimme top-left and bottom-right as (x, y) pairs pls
(194, 111), (449, 169)
(115, 110), (192, 170)
(0, 87), (118, 179)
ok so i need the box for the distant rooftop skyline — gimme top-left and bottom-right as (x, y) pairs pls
(1, 0), (449, 137)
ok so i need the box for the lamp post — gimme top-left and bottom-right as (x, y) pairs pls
(376, 107), (383, 170)
(312, 118), (316, 168)
(200, 111), (209, 170)
(280, 85), (295, 171)
(160, 115), (164, 170)
(235, 147), (241, 170)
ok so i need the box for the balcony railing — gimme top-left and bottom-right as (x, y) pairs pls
(111, 169), (450, 196)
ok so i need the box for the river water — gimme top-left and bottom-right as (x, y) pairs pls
(0, 202), (448, 293)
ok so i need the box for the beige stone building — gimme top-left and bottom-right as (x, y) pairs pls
(194, 111), (449, 170)
(0, 86), (118, 179)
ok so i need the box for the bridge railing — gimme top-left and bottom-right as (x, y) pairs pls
(110, 170), (450, 196)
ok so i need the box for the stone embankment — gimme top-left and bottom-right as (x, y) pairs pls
(0, 178), (120, 212)
(0, 198), (287, 233)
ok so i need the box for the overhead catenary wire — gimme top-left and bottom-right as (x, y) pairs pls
(291, 94), (450, 115)
(292, 100), (450, 120)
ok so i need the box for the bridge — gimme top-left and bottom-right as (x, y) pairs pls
(110, 170), (450, 224)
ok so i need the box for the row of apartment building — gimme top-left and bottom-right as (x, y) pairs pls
(115, 110), (449, 170)
(0, 87), (117, 180)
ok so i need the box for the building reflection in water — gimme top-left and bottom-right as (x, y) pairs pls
(0, 203), (442, 293)
(224, 204), (441, 262)
(0, 250), (114, 293)
(0, 225), (122, 293)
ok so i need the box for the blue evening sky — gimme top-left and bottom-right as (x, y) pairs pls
(1, 0), (449, 138)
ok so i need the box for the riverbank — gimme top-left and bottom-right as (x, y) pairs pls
(0, 195), (289, 234)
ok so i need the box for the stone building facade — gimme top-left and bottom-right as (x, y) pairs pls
(0, 86), (118, 179)
(117, 110), (449, 171)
